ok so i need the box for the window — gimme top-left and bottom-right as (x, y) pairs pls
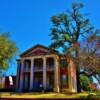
(61, 75), (68, 88)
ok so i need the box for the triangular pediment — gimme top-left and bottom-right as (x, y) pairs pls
(20, 44), (57, 57)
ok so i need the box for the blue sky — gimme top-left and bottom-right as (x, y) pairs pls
(0, 0), (100, 75)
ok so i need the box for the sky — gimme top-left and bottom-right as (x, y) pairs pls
(0, 0), (100, 76)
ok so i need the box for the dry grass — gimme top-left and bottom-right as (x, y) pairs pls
(0, 92), (100, 99)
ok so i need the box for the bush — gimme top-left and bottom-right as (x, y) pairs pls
(80, 75), (91, 91)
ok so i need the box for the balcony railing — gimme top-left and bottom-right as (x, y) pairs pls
(24, 68), (30, 72)
(47, 66), (54, 71)
(34, 66), (43, 72)
(34, 66), (54, 71)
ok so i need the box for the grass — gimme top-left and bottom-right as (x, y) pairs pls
(0, 92), (100, 99)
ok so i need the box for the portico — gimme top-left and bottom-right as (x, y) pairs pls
(17, 54), (60, 92)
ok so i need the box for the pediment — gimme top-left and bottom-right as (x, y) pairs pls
(20, 44), (57, 57)
(24, 47), (48, 56)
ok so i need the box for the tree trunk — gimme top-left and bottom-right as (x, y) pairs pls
(76, 50), (81, 93)
(76, 68), (81, 92)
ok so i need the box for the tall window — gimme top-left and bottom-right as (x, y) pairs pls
(60, 59), (68, 88)
(61, 75), (68, 88)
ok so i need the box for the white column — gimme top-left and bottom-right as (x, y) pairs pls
(69, 60), (77, 93)
(43, 57), (46, 89)
(30, 58), (34, 90)
(19, 59), (24, 91)
(54, 56), (60, 93)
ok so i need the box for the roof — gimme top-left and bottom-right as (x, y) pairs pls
(20, 44), (59, 57)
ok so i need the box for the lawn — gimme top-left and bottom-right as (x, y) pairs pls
(0, 92), (100, 99)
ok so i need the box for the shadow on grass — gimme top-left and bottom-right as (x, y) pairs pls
(80, 93), (100, 99)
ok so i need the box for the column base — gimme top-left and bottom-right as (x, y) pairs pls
(17, 88), (23, 92)
(54, 87), (60, 93)
(29, 88), (33, 91)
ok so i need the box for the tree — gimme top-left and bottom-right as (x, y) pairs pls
(0, 33), (18, 76)
(79, 33), (100, 84)
(49, 2), (100, 92)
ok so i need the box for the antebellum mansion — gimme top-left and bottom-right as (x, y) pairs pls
(16, 44), (77, 93)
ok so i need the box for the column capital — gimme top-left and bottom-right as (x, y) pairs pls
(21, 59), (24, 63)
(30, 57), (34, 60)
(43, 56), (46, 60)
